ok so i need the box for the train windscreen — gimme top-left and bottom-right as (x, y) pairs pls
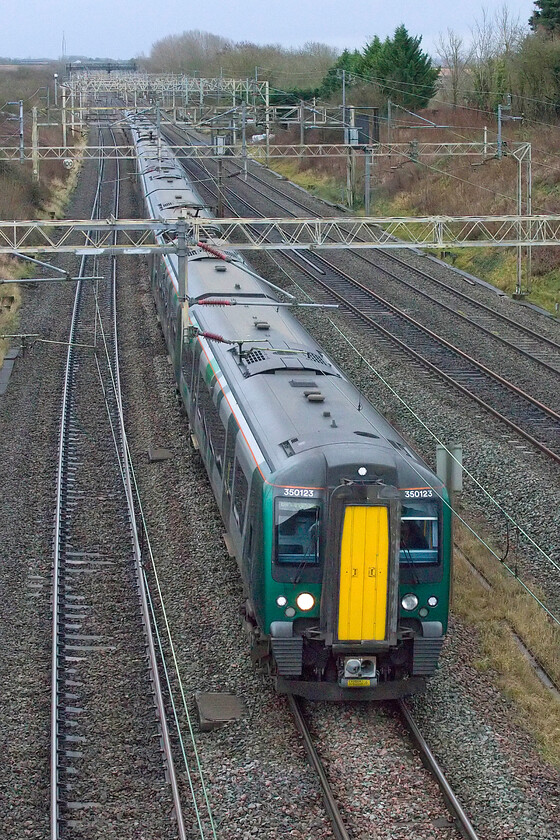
(399, 501), (439, 566)
(275, 499), (320, 566)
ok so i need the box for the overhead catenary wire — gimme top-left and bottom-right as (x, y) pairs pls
(91, 271), (218, 839)
(258, 247), (560, 623)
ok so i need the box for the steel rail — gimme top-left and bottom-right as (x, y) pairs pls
(288, 696), (351, 840)
(352, 249), (560, 376)
(171, 124), (560, 375)
(299, 250), (560, 424)
(51, 123), (187, 840)
(107, 126), (187, 840)
(50, 136), (108, 840)
(174, 142), (560, 464)
(49, 264), (84, 839)
(370, 251), (560, 360)
(228, 168), (560, 374)
(397, 700), (480, 840)
(286, 251), (560, 464)
(289, 694), (481, 840)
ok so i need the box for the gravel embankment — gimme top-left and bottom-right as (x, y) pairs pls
(146, 146), (560, 837)
(0, 155), (99, 837)
(2, 129), (558, 840)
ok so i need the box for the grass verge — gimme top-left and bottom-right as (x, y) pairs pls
(264, 157), (559, 315)
(265, 158), (347, 206)
(42, 134), (87, 219)
(453, 520), (560, 766)
(0, 133), (86, 368)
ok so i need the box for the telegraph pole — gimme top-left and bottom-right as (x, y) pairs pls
(62, 86), (67, 149)
(241, 99), (247, 180)
(342, 69), (346, 134)
(32, 107), (39, 181)
(217, 157), (224, 218)
(364, 147), (373, 214)
(497, 98), (525, 293)
(19, 101), (24, 164)
(346, 106), (356, 208)
(265, 80), (270, 166)
(497, 104), (503, 160)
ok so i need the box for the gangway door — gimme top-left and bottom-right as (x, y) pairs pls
(337, 506), (389, 641)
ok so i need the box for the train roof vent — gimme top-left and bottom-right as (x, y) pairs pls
(280, 439), (297, 457)
(237, 349), (338, 378)
(307, 350), (326, 365)
(305, 391), (325, 403)
(255, 321), (270, 330)
(214, 264), (227, 272)
(355, 430), (380, 439)
(245, 348), (267, 364)
(289, 379), (317, 388)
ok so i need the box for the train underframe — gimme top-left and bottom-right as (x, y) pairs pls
(244, 612), (439, 702)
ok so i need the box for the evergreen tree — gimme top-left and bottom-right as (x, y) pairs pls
(360, 36), (384, 77)
(529, 0), (560, 34)
(318, 48), (362, 97)
(367, 25), (440, 108)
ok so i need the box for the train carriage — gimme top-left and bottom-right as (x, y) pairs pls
(128, 115), (452, 700)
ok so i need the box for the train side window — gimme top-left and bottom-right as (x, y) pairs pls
(196, 371), (208, 424)
(233, 459), (248, 527)
(275, 499), (320, 565)
(182, 335), (193, 371)
(198, 376), (217, 457)
(210, 399), (226, 474)
(399, 502), (440, 566)
(224, 426), (235, 498)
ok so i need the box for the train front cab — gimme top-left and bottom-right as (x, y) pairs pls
(271, 480), (449, 701)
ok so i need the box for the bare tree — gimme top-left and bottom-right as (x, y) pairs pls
(436, 28), (472, 105)
(147, 30), (232, 75)
(494, 4), (526, 55)
(470, 7), (500, 107)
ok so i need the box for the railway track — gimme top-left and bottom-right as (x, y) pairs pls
(165, 132), (560, 465)
(289, 695), (480, 840)
(171, 125), (560, 379)
(283, 249), (560, 464)
(50, 124), (185, 839)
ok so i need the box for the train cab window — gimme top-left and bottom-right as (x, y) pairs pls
(399, 502), (439, 566)
(275, 499), (320, 566)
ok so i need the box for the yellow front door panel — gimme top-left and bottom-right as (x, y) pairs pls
(337, 506), (389, 641)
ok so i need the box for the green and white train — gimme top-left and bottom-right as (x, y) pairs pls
(129, 115), (452, 700)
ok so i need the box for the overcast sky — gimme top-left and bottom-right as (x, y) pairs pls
(0, 0), (537, 61)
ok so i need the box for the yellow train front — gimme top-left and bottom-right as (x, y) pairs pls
(249, 439), (451, 701)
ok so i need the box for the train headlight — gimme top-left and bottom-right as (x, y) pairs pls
(427, 595), (438, 607)
(276, 596), (287, 607)
(401, 593), (419, 611)
(296, 593), (315, 611)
